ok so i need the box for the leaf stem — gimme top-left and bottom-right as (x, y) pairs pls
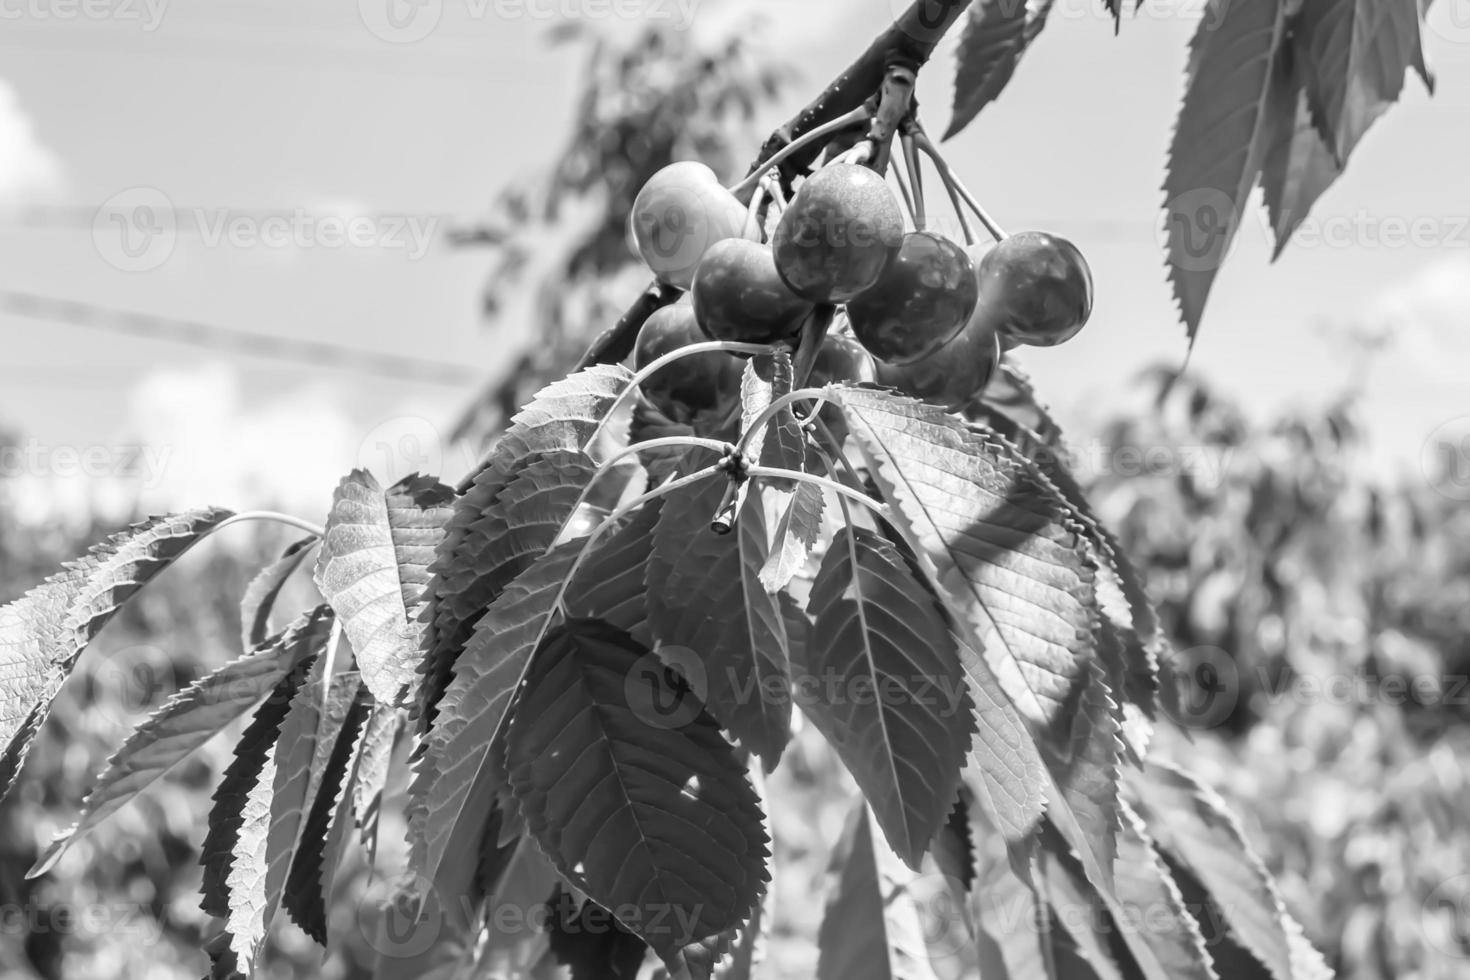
(746, 465), (889, 522)
(735, 387), (835, 459)
(729, 107), (872, 199)
(581, 341), (774, 456)
(214, 510), (325, 538)
(913, 130), (1007, 241)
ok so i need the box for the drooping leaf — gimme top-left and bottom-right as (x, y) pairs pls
(565, 496), (665, 642)
(30, 606), (333, 878)
(740, 350), (805, 490)
(946, 0), (1055, 139)
(205, 658), (362, 978)
(801, 524), (974, 869)
(413, 540), (587, 922)
(1259, 45), (1343, 259)
(315, 472), (453, 706)
(972, 824), (1049, 980)
(1126, 761), (1317, 980)
(1163, 0), (1288, 342)
(351, 705), (400, 864)
(420, 364), (633, 728)
(1295, 0), (1426, 165)
(199, 647), (325, 974)
(1043, 658), (1123, 885)
(239, 535), (317, 651)
(544, 887), (650, 980)
(0, 507), (232, 800)
(284, 682), (373, 944)
(969, 394), (1163, 720)
(1108, 800), (1219, 980)
(1036, 847), (1129, 980)
(832, 387), (1098, 738)
(815, 801), (943, 980)
(504, 618), (769, 965)
(647, 475), (795, 768)
(760, 479), (826, 593)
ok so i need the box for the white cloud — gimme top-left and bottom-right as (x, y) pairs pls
(0, 79), (63, 203)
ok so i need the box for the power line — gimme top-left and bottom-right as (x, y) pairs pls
(0, 290), (481, 387)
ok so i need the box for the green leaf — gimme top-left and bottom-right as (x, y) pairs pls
(199, 625), (326, 919)
(1044, 659), (1123, 887)
(284, 682), (372, 944)
(421, 364), (633, 730)
(647, 476), (795, 768)
(0, 507), (232, 800)
(351, 705), (400, 865)
(504, 618), (769, 965)
(206, 658), (362, 978)
(832, 387), (1098, 738)
(1127, 760), (1310, 980)
(1259, 41), (1344, 258)
(29, 606), (333, 879)
(1109, 800), (1219, 980)
(801, 524), (974, 869)
(240, 535), (317, 651)
(315, 472), (454, 706)
(1295, 0), (1426, 164)
(566, 497), (665, 642)
(946, 0), (1054, 139)
(413, 540), (588, 926)
(760, 480), (826, 593)
(1163, 0), (1288, 342)
(815, 801), (943, 980)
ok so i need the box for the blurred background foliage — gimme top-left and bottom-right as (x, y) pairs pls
(3, 17), (1469, 980)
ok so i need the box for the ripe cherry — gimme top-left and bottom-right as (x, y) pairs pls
(874, 249), (1003, 410)
(633, 298), (743, 423)
(630, 162), (754, 291)
(692, 238), (813, 345)
(772, 163), (904, 303)
(808, 332), (877, 387)
(978, 231), (1093, 347)
(846, 231), (977, 364)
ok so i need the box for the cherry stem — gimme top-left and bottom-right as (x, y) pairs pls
(935, 154), (976, 247)
(746, 465), (889, 521)
(555, 465), (722, 618)
(760, 173), (787, 211)
(913, 131), (1007, 241)
(215, 510), (325, 538)
(583, 340), (775, 455)
(735, 386), (834, 459)
(890, 153), (919, 229)
(742, 179), (768, 242)
(900, 132), (926, 232)
(810, 416), (868, 492)
(560, 435), (730, 545)
(728, 107), (872, 199)
(709, 477), (750, 535)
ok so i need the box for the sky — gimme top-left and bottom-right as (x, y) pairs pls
(1, 0), (1468, 521)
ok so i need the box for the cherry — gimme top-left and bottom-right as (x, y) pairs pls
(874, 248), (1003, 410)
(692, 238), (813, 345)
(978, 231), (1093, 347)
(633, 298), (743, 423)
(630, 162), (754, 291)
(846, 231), (977, 364)
(772, 163), (904, 303)
(808, 332), (877, 386)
